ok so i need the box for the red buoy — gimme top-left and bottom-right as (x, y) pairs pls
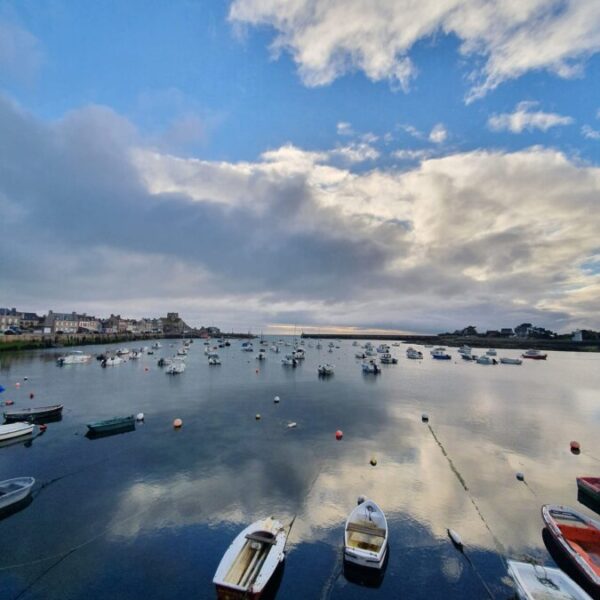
(145, 367), (149, 372)
(39, 424), (47, 432)
(335, 430), (343, 440)
(570, 441), (580, 453)
(5, 400), (14, 406)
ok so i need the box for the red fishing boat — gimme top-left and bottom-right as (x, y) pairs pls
(578, 478), (600, 504)
(542, 505), (600, 591)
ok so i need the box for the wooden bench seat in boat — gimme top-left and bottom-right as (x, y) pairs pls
(245, 532), (277, 545)
(346, 522), (386, 538)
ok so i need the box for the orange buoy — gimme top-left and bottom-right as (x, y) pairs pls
(173, 418), (183, 429)
(335, 430), (343, 440)
(570, 441), (580, 453)
(39, 424), (47, 432)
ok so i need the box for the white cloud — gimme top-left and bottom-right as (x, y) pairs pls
(392, 149), (435, 161)
(229, 0), (600, 99)
(488, 102), (574, 133)
(3, 97), (600, 332)
(336, 121), (353, 136)
(0, 20), (43, 84)
(429, 123), (447, 144)
(329, 141), (380, 163)
(582, 124), (600, 140)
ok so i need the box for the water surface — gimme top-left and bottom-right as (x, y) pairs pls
(0, 340), (599, 599)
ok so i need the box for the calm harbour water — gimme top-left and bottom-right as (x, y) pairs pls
(1, 339), (599, 599)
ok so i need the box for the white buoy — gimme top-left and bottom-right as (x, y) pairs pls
(421, 413), (429, 422)
(274, 396), (280, 403)
(516, 472), (525, 481)
(136, 413), (145, 422)
(447, 528), (463, 549)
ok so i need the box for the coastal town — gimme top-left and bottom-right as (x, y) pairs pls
(0, 308), (221, 345)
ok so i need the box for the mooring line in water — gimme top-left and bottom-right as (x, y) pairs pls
(458, 547), (496, 600)
(427, 425), (507, 563)
(319, 548), (343, 600)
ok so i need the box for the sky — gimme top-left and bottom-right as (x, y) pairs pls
(1, 0), (599, 334)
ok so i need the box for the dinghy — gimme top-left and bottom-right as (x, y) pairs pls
(507, 559), (592, 599)
(344, 497), (388, 569)
(213, 517), (287, 599)
(4, 405), (63, 422)
(0, 477), (35, 510)
(500, 357), (523, 365)
(577, 478), (600, 504)
(542, 504), (600, 591)
(361, 360), (381, 374)
(317, 364), (334, 376)
(0, 422), (35, 442)
(87, 415), (135, 435)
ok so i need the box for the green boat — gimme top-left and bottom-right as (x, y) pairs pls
(86, 415), (135, 435)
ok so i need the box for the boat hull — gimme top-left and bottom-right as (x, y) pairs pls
(0, 423), (35, 441)
(577, 478), (600, 504)
(87, 416), (135, 434)
(344, 544), (387, 570)
(0, 477), (35, 510)
(4, 405), (63, 422)
(542, 505), (600, 591)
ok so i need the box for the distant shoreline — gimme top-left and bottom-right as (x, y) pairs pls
(300, 332), (600, 352)
(0, 331), (254, 353)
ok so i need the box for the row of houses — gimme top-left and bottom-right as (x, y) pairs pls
(1, 308), (220, 337)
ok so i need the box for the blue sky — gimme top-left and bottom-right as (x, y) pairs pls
(1, 0), (600, 332)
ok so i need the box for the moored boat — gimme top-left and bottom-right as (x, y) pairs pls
(500, 357), (523, 365)
(507, 559), (592, 600)
(57, 351), (92, 365)
(379, 353), (398, 364)
(101, 356), (123, 367)
(344, 496), (388, 570)
(4, 404), (63, 423)
(317, 364), (334, 376)
(208, 354), (221, 365)
(406, 347), (423, 359)
(522, 349), (548, 360)
(476, 355), (498, 365)
(486, 348), (497, 356)
(0, 422), (35, 442)
(577, 478), (600, 504)
(361, 360), (381, 374)
(87, 415), (135, 434)
(431, 349), (451, 360)
(213, 517), (287, 599)
(166, 360), (186, 374)
(281, 355), (297, 367)
(0, 477), (36, 511)
(541, 504), (600, 591)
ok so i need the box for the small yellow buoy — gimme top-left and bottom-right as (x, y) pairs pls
(370, 457), (377, 466)
(173, 418), (183, 429)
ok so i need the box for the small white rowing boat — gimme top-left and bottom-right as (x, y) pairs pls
(0, 422), (35, 442)
(344, 496), (388, 569)
(213, 517), (287, 599)
(0, 477), (35, 510)
(507, 559), (592, 599)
